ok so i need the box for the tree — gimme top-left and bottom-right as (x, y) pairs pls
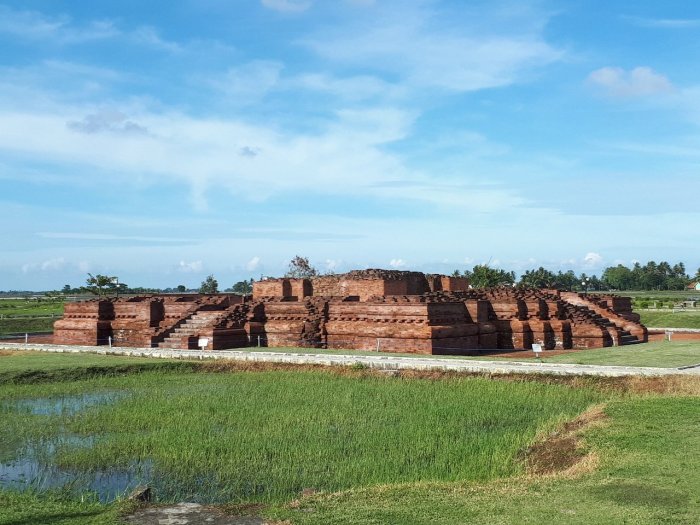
(555, 270), (578, 291)
(176, 285), (187, 293)
(463, 264), (515, 288)
(285, 255), (318, 279)
(518, 267), (559, 288)
(229, 279), (253, 295)
(82, 274), (122, 297)
(199, 275), (219, 294)
(61, 284), (72, 294)
(602, 264), (634, 291)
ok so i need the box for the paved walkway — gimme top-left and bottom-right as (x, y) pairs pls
(2, 342), (699, 377)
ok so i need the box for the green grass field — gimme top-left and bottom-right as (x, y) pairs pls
(0, 351), (698, 524)
(0, 298), (64, 335)
(533, 340), (700, 368)
(638, 310), (700, 329)
(266, 395), (700, 524)
(0, 317), (56, 335)
(0, 357), (600, 503)
(0, 298), (64, 317)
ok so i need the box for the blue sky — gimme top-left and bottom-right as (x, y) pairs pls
(1, 0), (699, 290)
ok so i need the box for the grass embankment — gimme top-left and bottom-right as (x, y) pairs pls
(0, 351), (698, 524)
(638, 310), (700, 329)
(0, 317), (56, 335)
(0, 351), (200, 384)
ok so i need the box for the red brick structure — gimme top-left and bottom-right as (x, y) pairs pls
(54, 269), (647, 353)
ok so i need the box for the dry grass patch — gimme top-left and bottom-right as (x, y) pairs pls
(523, 405), (608, 478)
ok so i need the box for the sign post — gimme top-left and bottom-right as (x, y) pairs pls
(198, 337), (210, 351)
(532, 343), (543, 361)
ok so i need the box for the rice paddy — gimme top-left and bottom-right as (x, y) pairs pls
(1, 350), (698, 524)
(0, 357), (599, 505)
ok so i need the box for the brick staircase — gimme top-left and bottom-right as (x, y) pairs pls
(158, 310), (226, 349)
(560, 292), (645, 345)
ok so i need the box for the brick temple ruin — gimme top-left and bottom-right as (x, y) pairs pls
(53, 269), (647, 354)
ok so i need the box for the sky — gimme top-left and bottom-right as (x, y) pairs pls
(1, 0), (699, 290)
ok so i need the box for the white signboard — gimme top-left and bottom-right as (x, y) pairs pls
(531, 343), (543, 354)
(198, 337), (210, 349)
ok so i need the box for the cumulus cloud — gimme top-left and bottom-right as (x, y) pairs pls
(325, 259), (341, 271)
(67, 110), (148, 135)
(22, 257), (67, 273)
(178, 260), (203, 273)
(261, 0), (312, 13)
(588, 66), (673, 97)
(246, 256), (261, 271)
(583, 252), (603, 268)
(389, 258), (406, 268)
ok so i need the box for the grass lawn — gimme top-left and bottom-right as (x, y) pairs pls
(638, 309), (700, 329)
(609, 290), (699, 299)
(533, 340), (700, 368)
(0, 352), (698, 524)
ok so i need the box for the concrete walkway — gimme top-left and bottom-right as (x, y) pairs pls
(2, 342), (699, 377)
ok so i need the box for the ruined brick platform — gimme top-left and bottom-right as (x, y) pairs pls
(54, 270), (647, 354)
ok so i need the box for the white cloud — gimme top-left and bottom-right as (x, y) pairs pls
(210, 60), (283, 103)
(325, 259), (340, 271)
(0, 5), (182, 52)
(289, 73), (403, 102)
(583, 252), (603, 268)
(0, 5), (118, 43)
(625, 16), (700, 29)
(246, 256), (261, 271)
(178, 260), (203, 273)
(0, 101), (515, 211)
(588, 66), (673, 97)
(67, 110), (148, 135)
(389, 258), (406, 268)
(130, 26), (181, 53)
(303, 3), (561, 92)
(261, 0), (312, 13)
(22, 257), (67, 273)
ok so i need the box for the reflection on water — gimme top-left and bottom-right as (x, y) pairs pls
(0, 391), (153, 502)
(8, 391), (127, 416)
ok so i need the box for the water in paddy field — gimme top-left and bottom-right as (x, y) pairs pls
(0, 391), (154, 502)
(7, 391), (127, 415)
(0, 391), (263, 503)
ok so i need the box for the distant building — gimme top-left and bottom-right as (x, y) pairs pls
(687, 282), (700, 291)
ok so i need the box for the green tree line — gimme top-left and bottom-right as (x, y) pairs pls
(453, 261), (699, 291)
